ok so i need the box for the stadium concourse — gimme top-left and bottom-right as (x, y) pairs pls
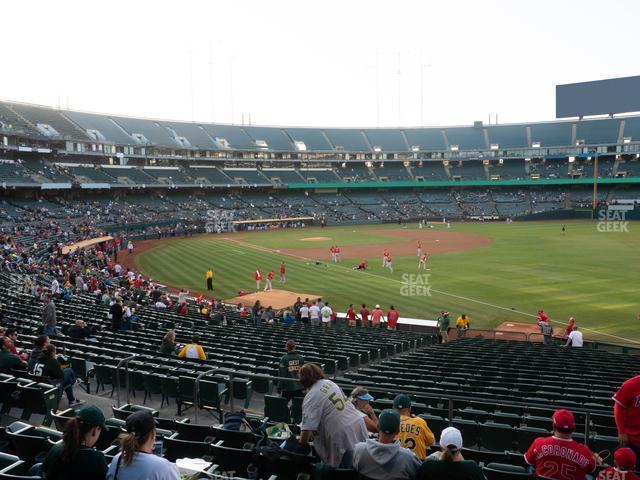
(0, 221), (638, 480)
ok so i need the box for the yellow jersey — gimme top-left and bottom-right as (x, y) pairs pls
(456, 315), (470, 328)
(396, 414), (434, 460)
(206, 270), (213, 279)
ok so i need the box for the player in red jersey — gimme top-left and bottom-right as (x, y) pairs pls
(385, 252), (394, 273)
(418, 253), (428, 270)
(387, 306), (399, 330)
(416, 240), (422, 257)
(254, 269), (262, 291)
(335, 245), (341, 262)
(614, 374), (640, 469)
(279, 262), (286, 284)
(525, 409), (597, 480)
(382, 249), (389, 267)
(330, 246), (337, 263)
(264, 270), (274, 291)
(597, 448), (640, 480)
(353, 260), (367, 270)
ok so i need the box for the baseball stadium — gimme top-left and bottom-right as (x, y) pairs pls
(0, 2), (639, 480)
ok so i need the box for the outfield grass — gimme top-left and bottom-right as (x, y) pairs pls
(136, 220), (640, 345)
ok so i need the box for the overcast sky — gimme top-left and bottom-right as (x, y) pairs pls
(1, 0), (638, 128)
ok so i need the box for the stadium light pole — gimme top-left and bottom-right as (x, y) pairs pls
(420, 62), (432, 127)
(208, 41), (215, 122)
(228, 56), (236, 124)
(364, 51), (380, 127)
(188, 49), (195, 122)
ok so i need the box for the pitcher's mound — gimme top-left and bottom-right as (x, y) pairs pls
(226, 289), (321, 310)
(300, 237), (332, 241)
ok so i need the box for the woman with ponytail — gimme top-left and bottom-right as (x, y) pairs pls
(43, 405), (108, 479)
(106, 411), (179, 480)
(416, 427), (485, 480)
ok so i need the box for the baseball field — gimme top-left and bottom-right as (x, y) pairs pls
(130, 220), (640, 345)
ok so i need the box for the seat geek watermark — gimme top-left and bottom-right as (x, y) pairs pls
(597, 209), (629, 233)
(400, 273), (432, 297)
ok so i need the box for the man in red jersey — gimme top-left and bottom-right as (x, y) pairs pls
(279, 262), (286, 284)
(597, 448), (640, 480)
(416, 240), (422, 257)
(264, 270), (274, 291)
(346, 304), (358, 327)
(254, 269), (262, 291)
(387, 306), (399, 330)
(613, 374), (640, 469)
(360, 304), (370, 328)
(525, 409), (596, 480)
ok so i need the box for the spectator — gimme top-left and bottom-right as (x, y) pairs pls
(309, 301), (321, 325)
(28, 335), (50, 370)
(524, 409), (596, 480)
(542, 321), (553, 345)
(109, 298), (124, 332)
(261, 306), (275, 324)
(371, 305), (384, 328)
(565, 326), (584, 347)
(43, 294), (57, 336)
(251, 300), (262, 324)
(31, 344), (84, 407)
(456, 314), (470, 337)
(437, 310), (450, 343)
(299, 302), (310, 324)
(278, 340), (304, 402)
(537, 309), (550, 332)
(360, 304), (370, 328)
(321, 302), (332, 327)
(417, 427), (484, 480)
(159, 330), (178, 355)
(68, 320), (94, 340)
(352, 409), (421, 480)
(350, 386), (378, 432)
(564, 317), (576, 338)
(106, 411), (180, 480)
(3, 328), (22, 357)
(597, 448), (640, 480)
(178, 335), (206, 360)
(299, 363), (368, 466)
(51, 277), (60, 298)
(613, 374), (640, 470)
(346, 304), (358, 327)
(387, 306), (399, 330)
(293, 297), (303, 321)
(43, 406), (108, 480)
(177, 289), (189, 305)
(393, 394), (434, 460)
(0, 336), (27, 373)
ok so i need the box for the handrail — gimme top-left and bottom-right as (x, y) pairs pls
(115, 354), (137, 406)
(193, 368), (220, 424)
(187, 366), (611, 441)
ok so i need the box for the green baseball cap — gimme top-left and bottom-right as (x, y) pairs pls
(393, 394), (412, 409)
(77, 405), (106, 429)
(378, 409), (400, 434)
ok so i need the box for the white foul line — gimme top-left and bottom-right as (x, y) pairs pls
(222, 237), (640, 345)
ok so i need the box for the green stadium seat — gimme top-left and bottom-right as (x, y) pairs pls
(264, 395), (290, 423)
(483, 462), (532, 480)
(480, 423), (517, 452)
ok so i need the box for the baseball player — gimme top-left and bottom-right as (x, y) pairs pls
(330, 246), (337, 263)
(279, 262), (286, 284)
(264, 270), (274, 291)
(254, 268), (262, 291)
(335, 245), (341, 262)
(416, 240), (422, 257)
(418, 253), (428, 270)
(385, 252), (394, 273)
(382, 249), (390, 267)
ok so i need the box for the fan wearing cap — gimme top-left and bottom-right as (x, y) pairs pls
(350, 386), (379, 432)
(371, 305), (384, 328)
(417, 427), (485, 480)
(43, 405), (108, 480)
(352, 409), (421, 480)
(299, 363), (369, 467)
(597, 448), (640, 480)
(613, 374), (640, 469)
(393, 394), (434, 460)
(524, 409), (596, 480)
(106, 411), (180, 480)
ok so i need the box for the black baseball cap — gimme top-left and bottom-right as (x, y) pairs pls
(125, 411), (157, 438)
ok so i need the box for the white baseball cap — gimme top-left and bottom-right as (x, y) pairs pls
(375, 304), (380, 308)
(440, 427), (463, 450)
